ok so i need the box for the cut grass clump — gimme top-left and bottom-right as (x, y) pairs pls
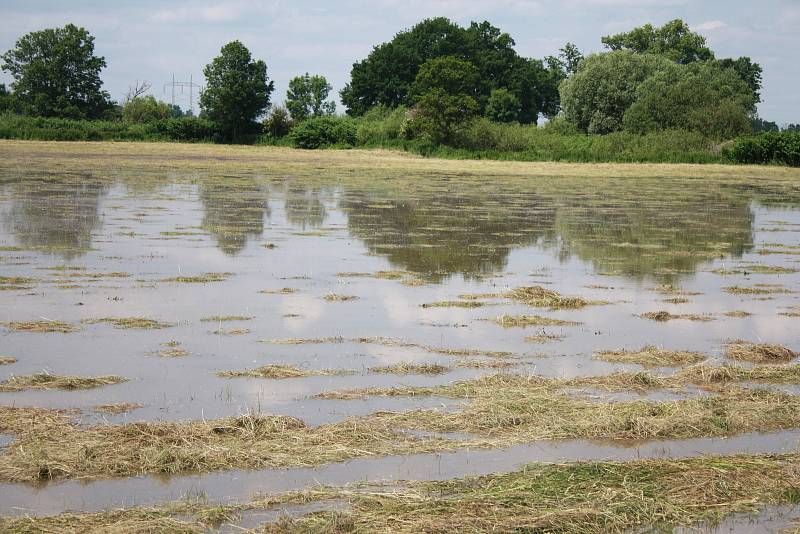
(674, 363), (800, 385)
(723, 285), (790, 295)
(91, 403), (143, 415)
(259, 287), (298, 294)
(524, 331), (566, 343)
(369, 363), (450, 375)
(421, 300), (487, 309)
(0, 356), (17, 365)
(505, 285), (602, 309)
(640, 311), (714, 322)
(723, 310), (752, 318)
(210, 328), (250, 336)
(323, 293), (359, 302)
(0, 373), (127, 392)
(2, 320), (78, 333)
(492, 314), (580, 327)
(200, 315), (253, 322)
(217, 365), (354, 379)
(724, 340), (797, 363)
(83, 317), (173, 329)
(162, 272), (232, 283)
(595, 345), (705, 368)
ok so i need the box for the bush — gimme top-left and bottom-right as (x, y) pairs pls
(289, 116), (357, 149)
(151, 117), (215, 142)
(356, 106), (408, 146)
(263, 106), (292, 138)
(485, 89), (521, 123)
(727, 132), (800, 166)
(123, 96), (173, 123)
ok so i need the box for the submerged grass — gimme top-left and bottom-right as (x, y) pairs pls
(640, 311), (714, 322)
(369, 363), (450, 375)
(2, 320), (78, 333)
(91, 403), (144, 415)
(217, 365), (355, 379)
(200, 315), (253, 322)
(83, 317), (173, 329)
(0, 356), (17, 365)
(505, 285), (603, 309)
(492, 314), (580, 327)
(595, 345), (705, 368)
(421, 300), (487, 308)
(725, 340), (797, 363)
(723, 285), (791, 295)
(0, 373), (127, 392)
(161, 272), (232, 283)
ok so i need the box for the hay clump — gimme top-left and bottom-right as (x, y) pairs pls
(91, 403), (143, 415)
(492, 314), (580, 328)
(83, 317), (173, 329)
(0, 356), (17, 365)
(217, 365), (354, 379)
(323, 293), (359, 302)
(0, 373), (127, 392)
(724, 340), (797, 363)
(505, 285), (602, 309)
(639, 311), (714, 322)
(3, 320), (78, 333)
(369, 363), (450, 375)
(162, 272), (232, 283)
(595, 345), (705, 368)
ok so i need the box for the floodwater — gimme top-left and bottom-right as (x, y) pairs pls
(1, 149), (800, 526)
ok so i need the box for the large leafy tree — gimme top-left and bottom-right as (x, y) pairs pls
(623, 61), (755, 138)
(559, 51), (673, 134)
(340, 17), (558, 123)
(286, 73), (336, 121)
(717, 56), (763, 103)
(122, 95), (173, 123)
(601, 19), (713, 64)
(200, 41), (273, 141)
(1, 24), (111, 119)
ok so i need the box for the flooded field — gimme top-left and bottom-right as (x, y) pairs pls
(1, 141), (799, 532)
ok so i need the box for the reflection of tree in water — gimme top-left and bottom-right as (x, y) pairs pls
(553, 186), (755, 281)
(1, 174), (106, 259)
(283, 186), (328, 229)
(342, 189), (556, 280)
(199, 177), (269, 255)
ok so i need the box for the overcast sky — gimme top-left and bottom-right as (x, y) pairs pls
(1, 0), (797, 123)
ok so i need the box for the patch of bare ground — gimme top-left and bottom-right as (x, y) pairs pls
(595, 346), (705, 367)
(725, 340), (797, 363)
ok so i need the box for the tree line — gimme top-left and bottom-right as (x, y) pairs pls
(1, 19), (798, 158)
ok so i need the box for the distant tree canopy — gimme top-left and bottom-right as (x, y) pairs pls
(286, 73), (336, 121)
(200, 40), (273, 141)
(340, 18), (563, 124)
(1, 24), (111, 119)
(602, 19), (713, 64)
(0, 83), (16, 113)
(122, 95), (173, 123)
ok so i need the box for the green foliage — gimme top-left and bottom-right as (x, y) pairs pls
(752, 117), (779, 133)
(601, 19), (713, 64)
(263, 105), (292, 138)
(623, 61), (755, 139)
(289, 116), (357, 149)
(485, 89), (521, 123)
(717, 56), (763, 102)
(200, 41), (274, 141)
(559, 51), (673, 134)
(0, 84), (17, 113)
(0, 113), (213, 142)
(340, 17), (558, 123)
(122, 95), (173, 123)
(355, 106), (408, 145)
(1, 24), (111, 119)
(406, 57), (480, 143)
(286, 73), (336, 121)
(727, 132), (800, 166)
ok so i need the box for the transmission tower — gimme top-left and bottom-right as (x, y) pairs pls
(164, 74), (203, 114)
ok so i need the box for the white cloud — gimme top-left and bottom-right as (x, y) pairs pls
(152, 5), (242, 24)
(693, 20), (726, 31)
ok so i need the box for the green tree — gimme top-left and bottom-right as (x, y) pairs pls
(263, 105), (292, 138)
(559, 51), (673, 134)
(485, 88), (520, 123)
(0, 84), (16, 113)
(601, 19), (713, 64)
(407, 56), (480, 143)
(122, 95), (172, 123)
(717, 56), (763, 103)
(200, 41), (274, 141)
(286, 73), (336, 121)
(1, 24), (111, 118)
(622, 61), (755, 138)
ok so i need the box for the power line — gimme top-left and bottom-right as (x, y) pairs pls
(163, 74), (203, 114)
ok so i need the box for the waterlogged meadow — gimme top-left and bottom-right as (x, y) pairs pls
(1, 141), (799, 532)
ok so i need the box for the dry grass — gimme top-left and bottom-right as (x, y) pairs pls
(161, 272), (232, 283)
(673, 363), (800, 385)
(492, 314), (580, 327)
(200, 315), (253, 322)
(2, 320), (78, 333)
(260, 288), (298, 294)
(0, 356), (17, 365)
(0, 373), (127, 392)
(91, 403), (144, 415)
(723, 310), (752, 318)
(323, 293), (359, 302)
(158, 347), (190, 357)
(524, 331), (566, 343)
(210, 328), (250, 335)
(217, 365), (354, 379)
(639, 311), (714, 322)
(421, 300), (487, 308)
(83, 317), (173, 329)
(369, 363), (450, 375)
(723, 285), (790, 295)
(724, 340), (797, 363)
(505, 285), (602, 309)
(595, 345), (705, 368)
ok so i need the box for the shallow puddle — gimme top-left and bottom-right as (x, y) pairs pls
(1, 143), (800, 526)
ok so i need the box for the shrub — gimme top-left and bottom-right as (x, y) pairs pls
(727, 132), (800, 166)
(150, 117), (215, 142)
(263, 106), (292, 138)
(485, 89), (521, 123)
(123, 96), (173, 123)
(355, 106), (408, 146)
(289, 116), (357, 149)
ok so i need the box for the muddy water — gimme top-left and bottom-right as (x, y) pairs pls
(1, 162), (800, 518)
